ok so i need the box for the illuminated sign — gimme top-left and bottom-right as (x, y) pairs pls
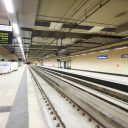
(121, 54), (128, 58)
(97, 55), (108, 59)
(0, 31), (13, 44)
(0, 25), (12, 31)
(0, 32), (8, 43)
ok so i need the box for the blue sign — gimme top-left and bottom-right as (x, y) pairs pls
(97, 55), (108, 59)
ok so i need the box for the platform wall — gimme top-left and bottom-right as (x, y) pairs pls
(43, 59), (58, 67)
(70, 48), (128, 75)
(43, 48), (128, 75)
(0, 45), (17, 60)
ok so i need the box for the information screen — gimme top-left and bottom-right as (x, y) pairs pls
(0, 32), (8, 43)
(0, 31), (13, 44)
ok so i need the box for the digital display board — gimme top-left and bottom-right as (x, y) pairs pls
(0, 32), (8, 43)
(0, 25), (12, 31)
(0, 31), (13, 44)
(97, 55), (108, 59)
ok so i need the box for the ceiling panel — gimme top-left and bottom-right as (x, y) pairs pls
(81, 0), (128, 27)
(87, 37), (119, 44)
(32, 37), (55, 45)
(0, 0), (9, 24)
(16, 0), (38, 28)
(37, 0), (77, 20)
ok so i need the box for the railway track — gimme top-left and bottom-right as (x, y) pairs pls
(30, 68), (66, 128)
(29, 67), (105, 128)
(37, 66), (128, 103)
(30, 66), (128, 128)
(35, 66), (128, 112)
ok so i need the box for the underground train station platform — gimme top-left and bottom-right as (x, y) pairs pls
(0, 65), (128, 128)
(0, 0), (128, 128)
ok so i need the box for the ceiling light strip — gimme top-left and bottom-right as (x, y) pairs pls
(88, 26), (104, 33)
(3, 0), (25, 59)
(12, 23), (20, 35)
(3, 0), (14, 13)
(114, 47), (128, 50)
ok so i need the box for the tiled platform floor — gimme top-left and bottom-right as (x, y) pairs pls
(0, 65), (45, 128)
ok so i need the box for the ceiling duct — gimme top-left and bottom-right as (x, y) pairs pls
(116, 22), (128, 35)
(44, 53), (56, 59)
(58, 49), (70, 56)
(74, 39), (86, 44)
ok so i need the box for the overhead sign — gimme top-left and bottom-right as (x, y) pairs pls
(97, 55), (108, 59)
(0, 31), (13, 44)
(121, 54), (128, 58)
(0, 25), (12, 32)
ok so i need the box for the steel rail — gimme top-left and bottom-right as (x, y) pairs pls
(31, 66), (106, 128)
(29, 68), (66, 128)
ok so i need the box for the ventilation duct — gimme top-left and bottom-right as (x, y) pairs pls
(58, 49), (69, 56)
(116, 22), (128, 35)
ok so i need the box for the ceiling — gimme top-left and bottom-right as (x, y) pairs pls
(0, 0), (128, 61)
(0, 0), (9, 24)
(28, 0), (128, 61)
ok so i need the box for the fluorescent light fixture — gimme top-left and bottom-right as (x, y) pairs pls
(22, 53), (25, 60)
(17, 37), (22, 43)
(21, 49), (24, 54)
(19, 43), (23, 48)
(49, 22), (63, 30)
(81, 53), (87, 55)
(74, 54), (80, 57)
(21, 47), (25, 59)
(122, 37), (128, 39)
(21, 48), (24, 53)
(100, 50), (110, 52)
(12, 23), (20, 35)
(88, 26), (104, 33)
(3, 0), (14, 13)
(89, 52), (96, 54)
(114, 47), (127, 50)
